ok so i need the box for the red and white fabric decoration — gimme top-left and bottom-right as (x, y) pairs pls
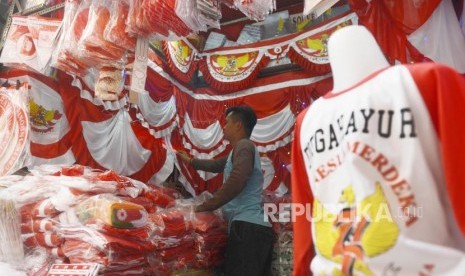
(0, 38), (333, 192)
(192, 11), (357, 93)
(163, 40), (198, 84)
(81, 109), (151, 176)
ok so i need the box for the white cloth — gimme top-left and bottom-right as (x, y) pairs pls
(408, 0), (465, 73)
(81, 110), (151, 175)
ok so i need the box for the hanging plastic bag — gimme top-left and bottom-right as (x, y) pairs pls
(51, 0), (92, 76)
(0, 16), (61, 74)
(104, 0), (137, 51)
(77, 0), (127, 69)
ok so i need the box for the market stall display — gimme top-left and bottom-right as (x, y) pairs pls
(0, 0), (464, 275)
(0, 165), (228, 275)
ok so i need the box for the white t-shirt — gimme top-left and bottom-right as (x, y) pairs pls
(292, 63), (465, 275)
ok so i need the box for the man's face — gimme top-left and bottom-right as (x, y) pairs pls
(223, 113), (239, 142)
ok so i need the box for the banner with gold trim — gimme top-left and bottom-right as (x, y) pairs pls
(197, 12), (357, 93)
(199, 50), (269, 92)
(287, 11), (357, 74)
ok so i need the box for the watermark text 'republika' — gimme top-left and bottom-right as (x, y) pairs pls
(264, 203), (423, 224)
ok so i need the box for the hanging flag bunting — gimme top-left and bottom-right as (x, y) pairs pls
(197, 11), (357, 93)
(199, 50), (269, 92)
(163, 39), (198, 84)
(287, 12), (357, 75)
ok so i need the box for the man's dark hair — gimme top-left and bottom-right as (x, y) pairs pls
(226, 105), (257, 138)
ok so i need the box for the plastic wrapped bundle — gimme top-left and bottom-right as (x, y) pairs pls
(119, 196), (158, 214)
(0, 198), (24, 267)
(104, 0), (137, 51)
(62, 238), (148, 270)
(196, 0), (222, 30)
(60, 224), (156, 257)
(0, 16), (61, 74)
(149, 208), (192, 237)
(127, 0), (192, 39)
(24, 248), (60, 276)
(0, 83), (31, 177)
(143, 185), (180, 208)
(263, 191), (292, 234)
(22, 232), (64, 249)
(77, 0), (127, 68)
(190, 212), (227, 233)
(147, 237), (197, 276)
(53, 0), (92, 76)
(194, 248), (225, 269)
(75, 194), (148, 229)
(20, 217), (58, 234)
(175, 0), (205, 33)
(89, 169), (148, 198)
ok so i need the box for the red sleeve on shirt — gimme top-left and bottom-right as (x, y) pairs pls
(291, 108), (314, 276)
(408, 63), (465, 236)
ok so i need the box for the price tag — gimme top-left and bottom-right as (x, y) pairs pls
(47, 263), (100, 276)
(129, 36), (149, 104)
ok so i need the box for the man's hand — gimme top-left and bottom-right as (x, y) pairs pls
(176, 150), (192, 164)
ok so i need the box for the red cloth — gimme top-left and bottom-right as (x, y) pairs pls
(148, 238), (197, 274)
(80, 5), (125, 63)
(105, 1), (136, 50)
(23, 232), (63, 248)
(61, 164), (85, 176)
(95, 221), (153, 242)
(20, 199), (60, 220)
(21, 218), (57, 234)
(348, 0), (439, 64)
(143, 186), (179, 208)
(149, 209), (191, 237)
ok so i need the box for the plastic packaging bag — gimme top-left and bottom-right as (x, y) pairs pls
(104, 0), (136, 51)
(52, 0), (92, 77)
(0, 16), (61, 74)
(0, 198), (24, 268)
(75, 194), (148, 228)
(0, 82), (31, 177)
(77, 0), (127, 68)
